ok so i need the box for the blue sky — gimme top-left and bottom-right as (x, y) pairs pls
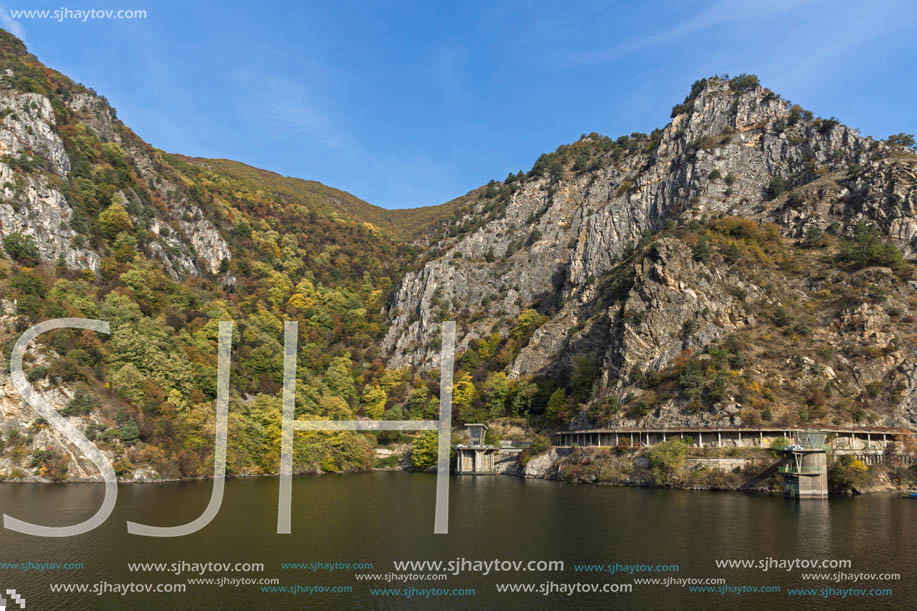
(1, 1), (915, 209)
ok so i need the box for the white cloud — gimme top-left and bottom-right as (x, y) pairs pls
(0, 6), (26, 42)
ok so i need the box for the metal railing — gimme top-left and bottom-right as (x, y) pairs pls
(778, 465), (822, 474)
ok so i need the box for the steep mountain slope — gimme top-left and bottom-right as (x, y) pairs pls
(383, 75), (917, 430)
(0, 26), (914, 483)
(0, 29), (416, 481)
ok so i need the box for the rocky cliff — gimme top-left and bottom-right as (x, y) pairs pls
(382, 75), (917, 430)
(0, 25), (914, 484)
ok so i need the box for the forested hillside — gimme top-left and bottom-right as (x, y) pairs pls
(0, 29), (447, 481)
(383, 75), (917, 436)
(0, 28), (914, 483)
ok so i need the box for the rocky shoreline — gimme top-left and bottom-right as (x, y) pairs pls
(517, 446), (914, 496)
(3, 441), (914, 497)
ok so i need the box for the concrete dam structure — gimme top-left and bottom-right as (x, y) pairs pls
(553, 426), (911, 465)
(779, 431), (829, 499)
(454, 424), (524, 475)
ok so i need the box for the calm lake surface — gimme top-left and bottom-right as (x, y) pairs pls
(0, 473), (912, 610)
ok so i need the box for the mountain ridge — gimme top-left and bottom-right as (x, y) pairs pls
(382, 73), (917, 431)
(0, 28), (914, 484)
(173, 154), (468, 241)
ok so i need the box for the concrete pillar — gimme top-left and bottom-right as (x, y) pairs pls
(718, 431), (722, 447)
(759, 432), (763, 447)
(663, 432), (666, 442)
(699, 432), (703, 448)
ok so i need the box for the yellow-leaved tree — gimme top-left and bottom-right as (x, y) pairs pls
(360, 384), (387, 419)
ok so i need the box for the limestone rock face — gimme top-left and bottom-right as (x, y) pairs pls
(178, 216), (232, 275)
(0, 91), (70, 175)
(383, 78), (917, 428)
(66, 93), (116, 142)
(0, 51), (916, 477)
(0, 80), (233, 280)
(0, 89), (100, 268)
(110, 127), (232, 277)
(71, 90), (234, 279)
(0, 162), (101, 269)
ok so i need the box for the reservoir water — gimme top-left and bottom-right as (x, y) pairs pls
(0, 472), (911, 609)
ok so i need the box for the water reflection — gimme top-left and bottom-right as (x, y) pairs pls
(0, 476), (910, 610)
